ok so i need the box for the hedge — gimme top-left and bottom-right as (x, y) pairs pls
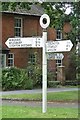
(48, 81), (60, 88)
(3, 66), (79, 91)
(2, 67), (33, 91)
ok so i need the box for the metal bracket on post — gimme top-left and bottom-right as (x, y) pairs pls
(40, 14), (50, 113)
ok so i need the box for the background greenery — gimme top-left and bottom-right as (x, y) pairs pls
(2, 67), (33, 90)
(2, 66), (79, 91)
(2, 67), (58, 91)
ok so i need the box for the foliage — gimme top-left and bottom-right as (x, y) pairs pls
(0, 68), (2, 89)
(27, 52), (42, 88)
(65, 80), (79, 86)
(2, 67), (33, 91)
(2, 66), (58, 91)
(69, 49), (80, 81)
(41, 2), (80, 44)
(47, 71), (58, 87)
(41, 2), (65, 29)
(47, 71), (56, 81)
(48, 81), (60, 88)
(27, 52), (57, 88)
(0, 2), (32, 11)
(2, 59), (42, 90)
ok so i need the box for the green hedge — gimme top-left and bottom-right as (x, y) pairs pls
(65, 80), (79, 86)
(48, 81), (60, 88)
(0, 68), (2, 90)
(2, 67), (62, 91)
(2, 67), (33, 91)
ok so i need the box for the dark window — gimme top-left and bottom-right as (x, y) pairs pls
(56, 59), (62, 66)
(8, 53), (14, 67)
(28, 53), (36, 65)
(56, 30), (62, 40)
(14, 18), (22, 37)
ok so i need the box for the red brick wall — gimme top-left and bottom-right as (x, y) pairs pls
(24, 16), (42, 37)
(2, 13), (14, 48)
(47, 27), (56, 41)
(63, 22), (72, 33)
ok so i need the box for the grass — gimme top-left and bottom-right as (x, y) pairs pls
(2, 106), (79, 118)
(2, 91), (78, 102)
(1, 91), (79, 119)
(0, 106), (2, 120)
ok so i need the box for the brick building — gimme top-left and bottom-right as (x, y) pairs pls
(0, 5), (75, 81)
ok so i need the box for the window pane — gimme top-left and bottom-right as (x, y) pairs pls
(18, 19), (21, 27)
(15, 19), (21, 27)
(28, 54), (36, 64)
(8, 54), (13, 58)
(14, 18), (22, 37)
(8, 53), (14, 67)
(56, 59), (62, 66)
(14, 28), (21, 37)
(56, 30), (62, 40)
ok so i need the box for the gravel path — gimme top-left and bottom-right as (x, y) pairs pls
(2, 99), (78, 108)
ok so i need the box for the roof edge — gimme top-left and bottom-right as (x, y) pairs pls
(1, 11), (42, 17)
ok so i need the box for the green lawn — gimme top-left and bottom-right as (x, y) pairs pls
(2, 106), (79, 118)
(2, 91), (79, 119)
(2, 91), (78, 102)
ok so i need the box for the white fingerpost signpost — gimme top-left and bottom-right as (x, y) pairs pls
(5, 14), (73, 113)
(40, 14), (50, 113)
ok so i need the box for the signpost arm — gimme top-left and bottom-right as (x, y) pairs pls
(42, 30), (47, 113)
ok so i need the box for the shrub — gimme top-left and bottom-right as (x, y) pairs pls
(27, 62), (42, 88)
(0, 68), (2, 90)
(47, 71), (56, 81)
(2, 67), (33, 91)
(48, 81), (60, 88)
(65, 80), (79, 86)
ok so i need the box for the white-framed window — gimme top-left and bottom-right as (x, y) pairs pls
(14, 17), (23, 37)
(8, 53), (14, 67)
(56, 30), (62, 40)
(0, 54), (6, 68)
(56, 59), (62, 67)
(28, 53), (36, 65)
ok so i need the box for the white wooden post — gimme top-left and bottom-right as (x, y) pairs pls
(42, 30), (47, 113)
(40, 14), (50, 113)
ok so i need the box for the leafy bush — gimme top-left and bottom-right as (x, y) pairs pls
(0, 68), (2, 90)
(2, 67), (33, 91)
(2, 65), (63, 91)
(27, 62), (42, 88)
(65, 80), (79, 86)
(48, 81), (60, 88)
(47, 71), (56, 81)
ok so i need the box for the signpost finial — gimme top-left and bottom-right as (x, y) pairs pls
(40, 14), (50, 29)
